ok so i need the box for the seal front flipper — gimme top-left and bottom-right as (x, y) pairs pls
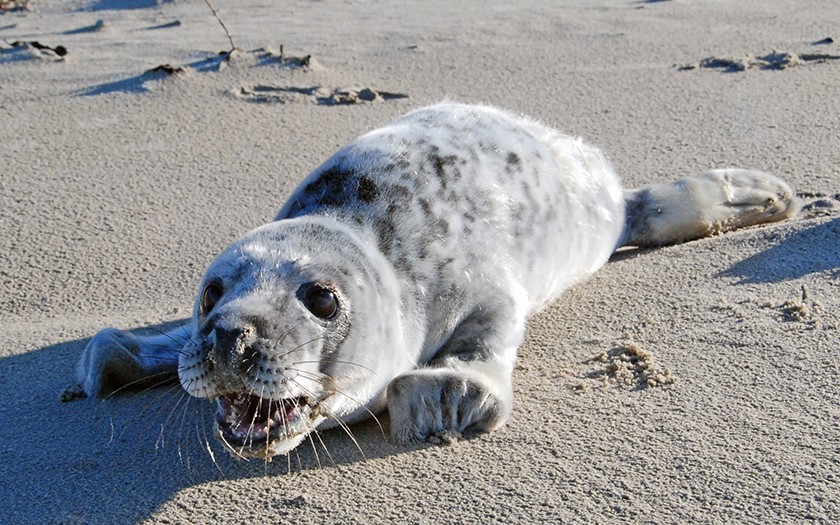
(64, 325), (186, 400)
(386, 304), (523, 445)
(386, 367), (511, 445)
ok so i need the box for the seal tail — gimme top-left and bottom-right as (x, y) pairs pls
(619, 168), (800, 248)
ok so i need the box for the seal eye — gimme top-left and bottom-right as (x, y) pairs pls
(201, 281), (224, 314)
(299, 283), (338, 320)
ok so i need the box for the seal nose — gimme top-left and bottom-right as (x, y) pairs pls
(213, 327), (244, 354)
(210, 326), (256, 367)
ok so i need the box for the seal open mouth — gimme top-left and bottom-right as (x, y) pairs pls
(214, 393), (314, 456)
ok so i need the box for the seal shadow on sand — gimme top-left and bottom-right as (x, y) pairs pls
(610, 216), (840, 284)
(720, 217), (840, 284)
(1, 321), (426, 525)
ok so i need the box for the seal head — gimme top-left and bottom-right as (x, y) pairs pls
(178, 216), (410, 457)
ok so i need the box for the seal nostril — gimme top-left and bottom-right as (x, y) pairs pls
(241, 344), (261, 366)
(211, 326), (259, 363)
(213, 327), (244, 354)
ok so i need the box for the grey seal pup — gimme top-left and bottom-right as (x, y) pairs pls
(67, 103), (798, 458)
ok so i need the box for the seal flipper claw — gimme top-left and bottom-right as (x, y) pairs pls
(60, 382), (87, 402)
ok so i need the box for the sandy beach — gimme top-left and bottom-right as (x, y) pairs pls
(1, 1), (838, 523)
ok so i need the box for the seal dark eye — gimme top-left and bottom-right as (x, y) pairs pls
(299, 283), (338, 320)
(201, 280), (224, 315)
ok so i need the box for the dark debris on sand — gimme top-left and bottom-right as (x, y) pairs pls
(679, 50), (840, 72)
(0, 0), (30, 13)
(235, 84), (408, 105)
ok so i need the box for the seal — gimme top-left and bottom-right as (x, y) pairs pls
(66, 103), (799, 458)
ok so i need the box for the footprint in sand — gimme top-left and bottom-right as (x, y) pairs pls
(79, 48), (321, 96)
(234, 84), (409, 105)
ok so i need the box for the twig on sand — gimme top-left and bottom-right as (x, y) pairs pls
(202, 0), (238, 54)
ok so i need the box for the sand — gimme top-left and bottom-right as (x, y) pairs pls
(1, 1), (838, 523)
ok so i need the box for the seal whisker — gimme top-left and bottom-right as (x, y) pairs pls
(144, 326), (192, 354)
(180, 402), (206, 469)
(144, 328), (190, 346)
(316, 386), (386, 441)
(114, 381), (184, 445)
(155, 387), (192, 450)
(288, 377), (367, 461)
(282, 367), (329, 385)
(238, 390), (257, 455)
(327, 412), (366, 460)
(135, 347), (186, 360)
(198, 406), (225, 475)
(176, 374), (198, 396)
(156, 389), (190, 451)
(292, 359), (379, 377)
(275, 336), (326, 360)
(290, 439), (304, 474)
(278, 400), (294, 470)
(283, 387), (327, 468)
(283, 365), (384, 438)
(218, 431), (249, 462)
(238, 385), (266, 457)
(174, 393), (195, 467)
(311, 429), (337, 467)
(302, 414), (324, 469)
(101, 370), (179, 399)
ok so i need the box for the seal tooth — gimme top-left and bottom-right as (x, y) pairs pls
(268, 409), (283, 429)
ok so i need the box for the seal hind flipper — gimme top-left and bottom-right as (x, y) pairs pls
(620, 168), (800, 248)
